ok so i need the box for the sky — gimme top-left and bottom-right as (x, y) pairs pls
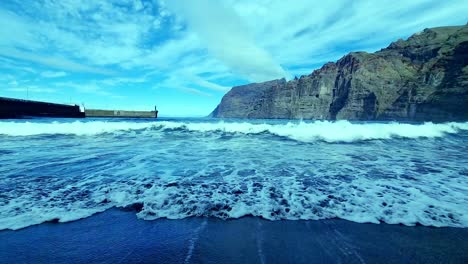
(0, 0), (467, 117)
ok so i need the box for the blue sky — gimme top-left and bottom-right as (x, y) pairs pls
(0, 0), (467, 117)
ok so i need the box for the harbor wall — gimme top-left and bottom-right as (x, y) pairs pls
(85, 109), (158, 118)
(0, 97), (84, 119)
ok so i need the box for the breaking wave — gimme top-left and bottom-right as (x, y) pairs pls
(0, 121), (155, 136)
(1, 120), (467, 142)
(1, 118), (467, 230)
(1, 168), (467, 230)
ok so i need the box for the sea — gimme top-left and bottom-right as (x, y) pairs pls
(1, 117), (467, 231)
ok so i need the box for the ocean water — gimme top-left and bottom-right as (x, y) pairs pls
(0, 118), (467, 230)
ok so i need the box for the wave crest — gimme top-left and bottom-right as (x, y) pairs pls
(0, 121), (155, 136)
(1, 120), (467, 142)
(161, 120), (468, 142)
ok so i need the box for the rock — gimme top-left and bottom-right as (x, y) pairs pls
(210, 25), (468, 121)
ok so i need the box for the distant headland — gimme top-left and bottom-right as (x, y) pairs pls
(210, 24), (468, 122)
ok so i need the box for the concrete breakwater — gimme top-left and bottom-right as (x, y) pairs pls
(85, 109), (158, 118)
(0, 97), (158, 119)
(0, 97), (84, 119)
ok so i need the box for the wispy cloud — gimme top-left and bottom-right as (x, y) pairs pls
(2, 0), (466, 78)
(0, 48), (115, 75)
(53, 81), (124, 99)
(100, 76), (147, 86)
(153, 74), (213, 97)
(230, 0), (468, 72)
(5, 86), (57, 93)
(0, 57), (37, 74)
(41, 71), (67, 78)
(0, 0), (467, 115)
(166, 0), (288, 82)
(1, 78), (56, 94)
(179, 71), (230, 92)
(178, 87), (212, 97)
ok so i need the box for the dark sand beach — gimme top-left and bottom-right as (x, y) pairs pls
(1, 209), (467, 263)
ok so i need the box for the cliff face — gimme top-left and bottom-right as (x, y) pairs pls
(210, 25), (468, 121)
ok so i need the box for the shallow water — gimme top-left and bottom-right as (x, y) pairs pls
(2, 209), (467, 263)
(0, 118), (467, 230)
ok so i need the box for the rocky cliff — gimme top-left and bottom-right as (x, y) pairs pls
(210, 25), (468, 121)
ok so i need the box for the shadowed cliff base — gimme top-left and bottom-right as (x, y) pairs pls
(211, 25), (468, 122)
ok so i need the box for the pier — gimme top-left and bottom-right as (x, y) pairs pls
(0, 97), (158, 119)
(85, 109), (158, 118)
(0, 97), (85, 119)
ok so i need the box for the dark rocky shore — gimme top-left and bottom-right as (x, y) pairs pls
(1, 209), (467, 263)
(211, 25), (468, 121)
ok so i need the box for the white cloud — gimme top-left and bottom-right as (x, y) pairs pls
(4, 0), (465, 82)
(133, 0), (144, 11)
(166, 0), (288, 82)
(0, 57), (37, 74)
(0, 9), (43, 50)
(229, 0), (468, 71)
(100, 76), (147, 86)
(153, 75), (207, 96)
(41, 71), (67, 78)
(189, 76), (230, 92)
(153, 19), (162, 29)
(0, 48), (114, 75)
(178, 87), (212, 97)
(0, 2), (157, 70)
(0, 0), (467, 113)
(5, 86), (56, 93)
(53, 81), (123, 98)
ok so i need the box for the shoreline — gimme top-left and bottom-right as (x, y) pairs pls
(1, 209), (467, 263)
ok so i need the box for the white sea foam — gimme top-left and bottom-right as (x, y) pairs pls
(1, 119), (467, 230)
(1, 120), (467, 142)
(0, 121), (156, 136)
(161, 120), (468, 142)
(1, 166), (467, 230)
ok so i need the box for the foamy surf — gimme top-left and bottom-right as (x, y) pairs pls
(1, 120), (467, 142)
(1, 118), (467, 230)
(0, 121), (156, 136)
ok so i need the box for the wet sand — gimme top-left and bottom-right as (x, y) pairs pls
(1, 209), (467, 263)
